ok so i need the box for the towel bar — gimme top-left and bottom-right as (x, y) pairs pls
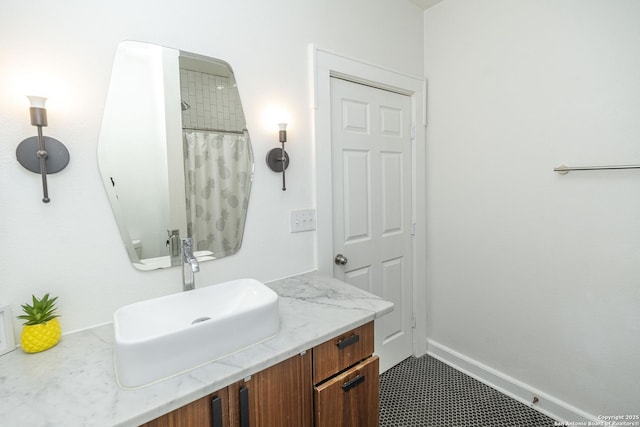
(554, 164), (640, 174)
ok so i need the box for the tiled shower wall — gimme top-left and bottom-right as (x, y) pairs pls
(179, 69), (246, 132)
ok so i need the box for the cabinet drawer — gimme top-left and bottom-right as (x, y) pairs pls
(313, 356), (379, 427)
(312, 322), (374, 384)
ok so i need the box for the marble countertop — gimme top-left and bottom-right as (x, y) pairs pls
(0, 272), (393, 426)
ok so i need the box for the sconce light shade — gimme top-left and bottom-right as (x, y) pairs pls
(278, 122), (287, 142)
(27, 96), (47, 108)
(16, 96), (70, 203)
(27, 96), (48, 127)
(266, 123), (289, 191)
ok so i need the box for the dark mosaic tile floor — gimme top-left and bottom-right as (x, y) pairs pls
(379, 355), (557, 427)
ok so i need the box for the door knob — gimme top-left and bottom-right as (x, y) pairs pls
(334, 254), (348, 265)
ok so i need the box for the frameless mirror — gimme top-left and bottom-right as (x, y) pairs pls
(98, 41), (254, 270)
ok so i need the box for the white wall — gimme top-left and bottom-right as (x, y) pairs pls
(424, 0), (640, 418)
(0, 1), (423, 335)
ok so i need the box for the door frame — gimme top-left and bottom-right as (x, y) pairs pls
(311, 45), (428, 357)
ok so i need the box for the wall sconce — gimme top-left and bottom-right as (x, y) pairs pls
(265, 123), (290, 191)
(16, 96), (70, 203)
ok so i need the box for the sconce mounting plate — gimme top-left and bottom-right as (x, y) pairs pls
(16, 136), (70, 174)
(266, 148), (290, 172)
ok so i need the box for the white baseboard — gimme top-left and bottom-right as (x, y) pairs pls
(426, 340), (597, 424)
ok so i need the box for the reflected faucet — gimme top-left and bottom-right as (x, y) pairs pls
(181, 238), (200, 291)
(167, 229), (181, 267)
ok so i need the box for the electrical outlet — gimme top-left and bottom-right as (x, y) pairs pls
(290, 209), (316, 233)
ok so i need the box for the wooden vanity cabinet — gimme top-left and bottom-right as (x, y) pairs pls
(141, 352), (311, 427)
(312, 321), (379, 427)
(141, 321), (377, 427)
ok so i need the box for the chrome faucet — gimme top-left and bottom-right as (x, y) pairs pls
(181, 238), (200, 291)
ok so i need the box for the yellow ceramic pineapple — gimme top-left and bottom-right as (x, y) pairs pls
(18, 293), (61, 353)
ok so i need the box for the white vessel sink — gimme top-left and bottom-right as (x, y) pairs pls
(113, 278), (279, 388)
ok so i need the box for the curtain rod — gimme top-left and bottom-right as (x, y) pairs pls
(183, 126), (246, 134)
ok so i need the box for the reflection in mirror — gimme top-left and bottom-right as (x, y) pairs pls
(98, 41), (254, 271)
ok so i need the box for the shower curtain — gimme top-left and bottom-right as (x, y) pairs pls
(183, 130), (252, 256)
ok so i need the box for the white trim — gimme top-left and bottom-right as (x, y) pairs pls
(427, 340), (599, 424)
(330, 72), (415, 96)
(311, 45), (427, 357)
(0, 305), (16, 355)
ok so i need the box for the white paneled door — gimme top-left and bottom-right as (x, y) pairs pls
(330, 77), (413, 372)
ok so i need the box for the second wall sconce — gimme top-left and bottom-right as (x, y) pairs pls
(266, 123), (290, 191)
(16, 96), (70, 203)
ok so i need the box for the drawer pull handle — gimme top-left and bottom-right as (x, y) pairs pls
(240, 386), (250, 427)
(211, 396), (223, 427)
(336, 334), (360, 349)
(342, 374), (365, 392)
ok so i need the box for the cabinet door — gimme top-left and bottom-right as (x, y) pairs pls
(314, 356), (379, 427)
(229, 352), (313, 427)
(141, 387), (229, 427)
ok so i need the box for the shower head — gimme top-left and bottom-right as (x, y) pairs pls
(181, 101), (191, 111)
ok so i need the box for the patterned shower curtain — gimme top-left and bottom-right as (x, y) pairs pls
(183, 130), (252, 257)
